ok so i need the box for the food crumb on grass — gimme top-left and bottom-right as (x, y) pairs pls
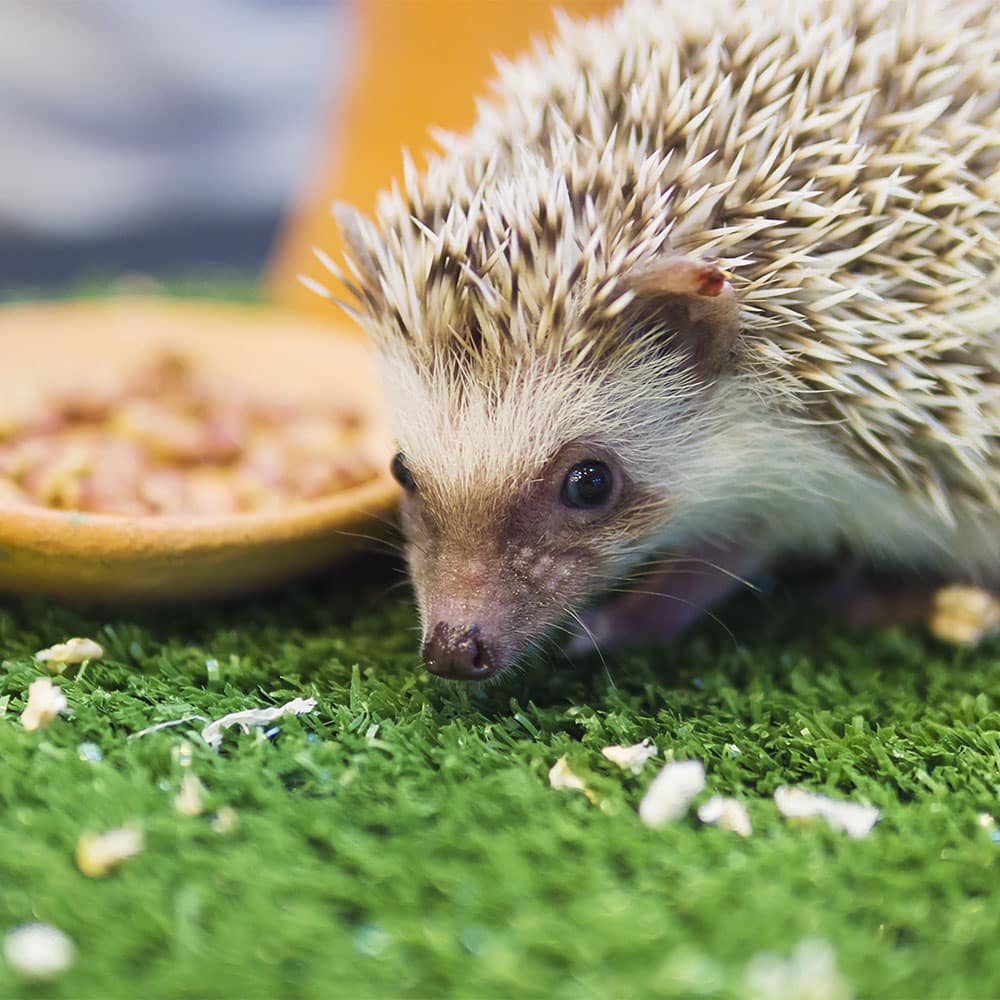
(745, 939), (853, 1000)
(774, 787), (879, 839)
(3, 924), (75, 980)
(172, 773), (205, 817)
(929, 585), (1000, 646)
(19, 677), (68, 731)
(34, 637), (103, 671)
(601, 738), (657, 774)
(698, 796), (753, 837)
(129, 696), (318, 749)
(75, 825), (145, 878)
(211, 806), (238, 835)
(638, 760), (706, 828)
(199, 697), (317, 750)
(548, 755), (597, 803)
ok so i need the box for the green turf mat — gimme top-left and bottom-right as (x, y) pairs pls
(1, 559), (998, 999)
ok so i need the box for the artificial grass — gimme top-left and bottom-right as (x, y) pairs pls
(1, 557), (998, 1000)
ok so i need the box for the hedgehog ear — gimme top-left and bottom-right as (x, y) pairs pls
(622, 255), (741, 378)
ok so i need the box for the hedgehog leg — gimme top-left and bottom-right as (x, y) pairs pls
(566, 546), (769, 654)
(823, 567), (1000, 643)
(820, 564), (937, 629)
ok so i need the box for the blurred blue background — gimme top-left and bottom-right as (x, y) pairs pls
(0, 0), (357, 289)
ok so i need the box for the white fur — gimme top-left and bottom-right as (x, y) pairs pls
(383, 342), (1000, 580)
(653, 383), (1000, 577)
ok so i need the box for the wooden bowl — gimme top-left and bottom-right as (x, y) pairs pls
(0, 297), (398, 603)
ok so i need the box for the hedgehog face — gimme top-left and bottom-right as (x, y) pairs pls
(390, 436), (655, 680)
(357, 257), (740, 681)
(328, 193), (744, 679)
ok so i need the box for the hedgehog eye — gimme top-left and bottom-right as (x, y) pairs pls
(561, 461), (613, 508)
(391, 452), (417, 492)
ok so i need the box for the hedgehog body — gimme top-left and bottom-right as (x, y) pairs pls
(321, 0), (1000, 677)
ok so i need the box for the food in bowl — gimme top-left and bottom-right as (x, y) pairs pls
(0, 352), (379, 517)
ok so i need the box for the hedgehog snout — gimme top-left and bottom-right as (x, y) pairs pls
(421, 621), (496, 681)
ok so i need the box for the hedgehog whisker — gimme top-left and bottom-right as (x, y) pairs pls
(331, 529), (407, 557)
(563, 605), (615, 688)
(603, 586), (740, 649)
(353, 505), (406, 539)
(352, 505), (432, 559)
(371, 578), (415, 602)
(626, 558), (761, 594)
(617, 547), (761, 594)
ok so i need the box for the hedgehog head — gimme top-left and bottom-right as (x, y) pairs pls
(328, 154), (744, 679)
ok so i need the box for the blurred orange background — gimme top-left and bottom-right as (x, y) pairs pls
(267, 0), (616, 314)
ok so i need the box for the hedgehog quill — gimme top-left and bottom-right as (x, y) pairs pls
(310, 0), (1000, 680)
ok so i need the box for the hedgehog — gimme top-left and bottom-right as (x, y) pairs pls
(307, 0), (1000, 680)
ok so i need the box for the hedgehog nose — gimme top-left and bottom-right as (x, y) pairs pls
(422, 622), (495, 680)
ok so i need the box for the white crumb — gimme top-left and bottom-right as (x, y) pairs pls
(20, 678), (68, 732)
(548, 755), (596, 802)
(129, 715), (209, 741)
(34, 637), (103, 671)
(211, 806), (238, 834)
(173, 773), (205, 817)
(774, 787), (879, 839)
(928, 585), (1000, 646)
(745, 938), (854, 1000)
(3, 923), (76, 979)
(697, 795), (753, 837)
(601, 739), (657, 774)
(638, 760), (705, 828)
(75, 824), (144, 877)
(200, 697), (318, 750)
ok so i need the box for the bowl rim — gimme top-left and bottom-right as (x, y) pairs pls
(1, 474), (399, 555)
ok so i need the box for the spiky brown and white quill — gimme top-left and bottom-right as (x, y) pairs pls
(309, 0), (1000, 678)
